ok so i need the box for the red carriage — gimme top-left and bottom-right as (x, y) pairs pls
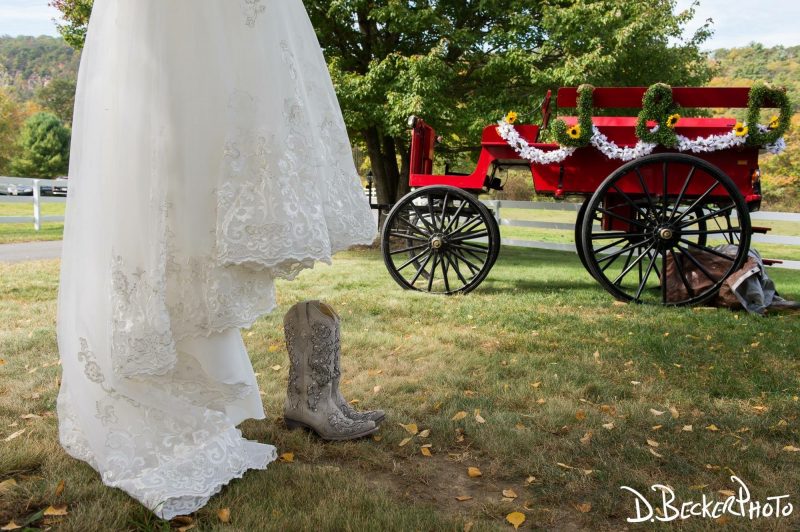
(379, 86), (787, 305)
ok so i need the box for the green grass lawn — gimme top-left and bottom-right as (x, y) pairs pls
(1, 247), (799, 531)
(0, 202), (66, 244)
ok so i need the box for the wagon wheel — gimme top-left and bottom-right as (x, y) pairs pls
(580, 153), (751, 306)
(381, 185), (501, 294)
(575, 199), (594, 278)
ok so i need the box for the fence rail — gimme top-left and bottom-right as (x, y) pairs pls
(0, 176), (67, 231)
(2, 177), (799, 270)
(483, 199), (800, 270)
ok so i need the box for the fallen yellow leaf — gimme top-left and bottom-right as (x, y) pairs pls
(467, 467), (482, 478)
(682, 425), (693, 432)
(651, 425), (663, 431)
(0, 479), (17, 494)
(502, 488), (518, 499)
(783, 445), (800, 452)
(648, 448), (663, 458)
(706, 424), (719, 431)
(536, 398), (546, 404)
(398, 437), (412, 447)
(464, 521), (474, 532)
(268, 345), (280, 353)
(575, 503), (592, 513)
(650, 409), (665, 416)
(602, 422), (615, 430)
(418, 429), (430, 438)
(399, 423), (418, 435)
(372, 385), (381, 394)
(530, 381), (541, 389)
(270, 365), (281, 371)
(55, 479), (65, 497)
(372, 435), (383, 442)
(525, 476), (535, 485)
(579, 431), (593, 445)
(217, 508), (231, 523)
(474, 410), (486, 424)
(575, 410), (586, 421)
(421, 447), (432, 457)
(669, 406), (680, 419)
(1, 521), (21, 531)
(506, 511), (525, 529)
(647, 439), (660, 448)
(455, 495), (473, 501)
(452, 411), (467, 421)
(2, 429), (25, 442)
(280, 452), (294, 463)
(43, 505), (68, 516)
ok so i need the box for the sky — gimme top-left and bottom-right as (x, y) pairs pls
(0, 0), (799, 50)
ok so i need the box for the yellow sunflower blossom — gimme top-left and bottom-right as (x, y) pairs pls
(666, 113), (681, 129)
(769, 115), (780, 129)
(567, 125), (582, 139)
(505, 111), (519, 124)
(733, 122), (748, 137)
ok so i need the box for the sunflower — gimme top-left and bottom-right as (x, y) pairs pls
(567, 125), (582, 139)
(666, 113), (681, 129)
(505, 111), (519, 124)
(769, 115), (780, 129)
(733, 122), (748, 137)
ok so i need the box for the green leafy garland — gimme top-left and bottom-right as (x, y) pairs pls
(635, 83), (680, 148)
(745, 81), (792, 146)
(552, 84), (594, 147)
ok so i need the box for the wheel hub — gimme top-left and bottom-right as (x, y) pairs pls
(430, 234), (445, 250)
(653, 224), (680, 247)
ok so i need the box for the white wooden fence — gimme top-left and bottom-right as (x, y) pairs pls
(2, 176), (799, 269)
(0, 177), (67, 231)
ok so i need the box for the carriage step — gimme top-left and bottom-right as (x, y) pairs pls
(751, 226), (772, 234)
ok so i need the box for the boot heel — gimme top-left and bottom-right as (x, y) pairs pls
(284, 417), (307, 431)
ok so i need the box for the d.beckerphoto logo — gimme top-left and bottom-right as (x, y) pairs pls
(621, 476), (794, 523)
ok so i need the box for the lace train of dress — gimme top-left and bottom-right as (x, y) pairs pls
(56, 0), (376, 519)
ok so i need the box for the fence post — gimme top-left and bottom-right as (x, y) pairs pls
(494, 200), (502, 226)
(33, 179), (41, 231)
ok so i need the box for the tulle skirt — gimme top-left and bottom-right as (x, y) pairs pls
(56, 0), (376, 519)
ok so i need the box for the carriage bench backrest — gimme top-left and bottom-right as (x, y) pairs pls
(556, 86), (780, 111)
(556, 86), (783, 147)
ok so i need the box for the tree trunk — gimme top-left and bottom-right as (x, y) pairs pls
(363, 126), (392, 204)
(382, 134), (401, 202)
(395, 136), (411, 200)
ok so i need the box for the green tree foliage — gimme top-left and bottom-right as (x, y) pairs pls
(51, 0), (712, 203)
(35, 77), (77, 125)
(49, 0), (93, 50)
(9, 112), (71, 178)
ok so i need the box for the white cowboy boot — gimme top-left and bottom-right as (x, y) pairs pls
(283, 301), (378, 441)
(308, 301), (386, 424)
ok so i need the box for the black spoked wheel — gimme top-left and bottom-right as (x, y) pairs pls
(381, 185), (501, 294)
(575, 198), (596, 279)
(580, 153), (751, 306)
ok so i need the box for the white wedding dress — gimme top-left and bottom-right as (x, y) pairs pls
(56, 0), (376, 519)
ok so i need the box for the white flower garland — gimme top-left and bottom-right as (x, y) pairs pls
(496, 120), (786, 165)
(496, 120), (575, 164)
(590, 126), (656, 161)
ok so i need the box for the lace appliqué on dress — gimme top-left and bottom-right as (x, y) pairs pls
(242, 0), (266, 27)
(110, 255), (176, 377)
(59, 337), (276, 520)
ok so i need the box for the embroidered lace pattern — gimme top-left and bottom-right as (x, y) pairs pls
(59, 338), (275, 520)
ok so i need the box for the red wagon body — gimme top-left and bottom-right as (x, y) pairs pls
(382, 86), (782, 305)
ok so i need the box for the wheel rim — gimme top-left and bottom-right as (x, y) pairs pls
(381, 187), (499, 294)
(581, 154), (751, 306)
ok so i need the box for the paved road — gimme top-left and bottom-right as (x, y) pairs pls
(0, 240), (62, 263)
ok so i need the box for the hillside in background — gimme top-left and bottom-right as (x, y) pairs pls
(0, 36), (79, 100)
